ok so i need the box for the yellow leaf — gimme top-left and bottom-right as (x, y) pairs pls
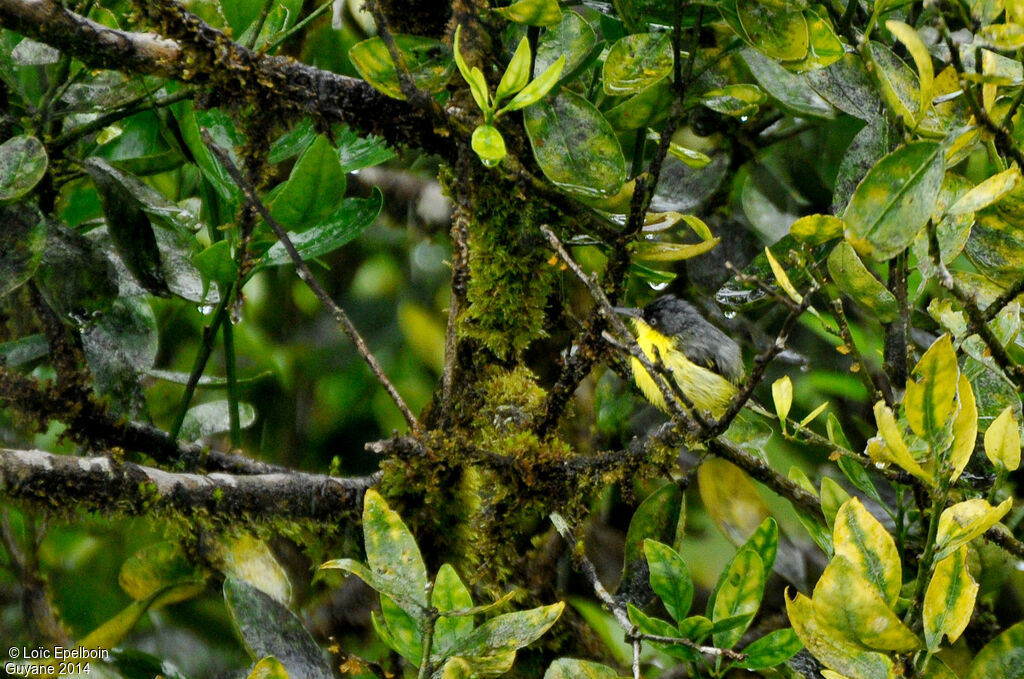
(790, 214), (844, 245)
(903, 334), (959, 446)
(947, 165), (1022, 215)
(923, 545), (977, 652)
(248, 657), (290, 679)
(772, 375), (793, 424)
(764, 246), (803, 304)
(785, 591), (896, 679)
(949, 373), (977, 482)
(833, 497), (902, 606)
(820, 477), (851, 531)
(886, 21), (934, 118)
(800, 401), (830, 428)
(813, 556), (922, 652)
(935, 498), (1013, 561)
(698, 458), (769, 546)
(873, 401), (934, 485)
(984, 406), (1021, 471)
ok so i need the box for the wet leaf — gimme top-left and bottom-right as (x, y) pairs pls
(604, 80), (674, 129)
(261, 190), (382, 267)
(742, 48), (834, 119)
(267, 135), (346, 230)
(471, 125), (507, 167)
(843, 141), (944, 261)
(787, 10), (844, 73)
(211, 534), (292, 605)
(0, 204), (45, 297)
(700, 83), (766, 118)
(224, 578), (333, 679)
(630, 238), (719, 261)
(710, 548), (764, 648)
(736, 0), (809, 62)
(443, 602), (565, 662)
(544, 658), (621, 679)
(735, 628), (803, 670)
(523, 89), (626, 199)
(35, 222), (119, 319)
(432, 564), (475, 655)
(790, 213), (844, 245)
(248, 657), (289, 679)
(806, 54), (881, 121)
(349, 35), (454, 100)
(603, 32), (673, 95)
(0, 135), (47, 204)
(534, 11), (598, 83)
(964, 209), (1024, 286)
(947, 165), (1022, 216)
(82, 298), (158, 417)
(179, 400), (257, 441)
(362, 488), (430, 612)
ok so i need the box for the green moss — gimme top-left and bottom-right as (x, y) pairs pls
(459, 176), (556, 360)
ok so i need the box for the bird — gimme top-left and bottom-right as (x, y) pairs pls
(615, 295), (744, 417)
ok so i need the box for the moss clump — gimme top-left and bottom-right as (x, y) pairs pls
(459, 176), (556, 360)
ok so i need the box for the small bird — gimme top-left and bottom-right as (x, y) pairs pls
(616, 295), (744, 417)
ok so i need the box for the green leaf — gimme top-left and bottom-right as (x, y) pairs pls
(820, 478), (852, 532)
(934, 498), (1013, 561)
(736, 0), (809, 62)
(267, 135), (347, 230)
(742, 48), (835, 119)
(806, 54), (882, 121)
(261, 190), (382, 268)
(444, 602), (565, 661)
(710, 548), (764, 648)
(534, 11), (598, 85)
(0, 204), (45, 298)
(523, 89), (626, 199)
(81, 298), (158, 417)
(786, 591), (895, 679)
(362, 488), (430, 612)
(349, 35), (454, 100)
(603, 33), (673, 95)
(180, 400), (257, 441)
(432, 564), (475, 655)
(471, 124), (508, 167)
(832, 121), (888, 214)
(499, 55), (566, 113)
(453, 26), (491, 113)
(0, 134), (47, 204)
(734, 628), (803, 670)
(248, 657), (290, 679)
(379, 593), (423, 662)
(496, 38), (532, 102)
(832, 497), (902, 606)
(620, 482), (683, 604)
(35, 222), (119, 319)
(827, 241), (898, 322)
(787, 9), (844, 73)
(224, 577), (333, 679)
(964, 209), (1024, 286)
(966, 619), (1024, 679)
(492, 0), (562, 26)
(628, 603), (698, 661)
(644, 540), (693, 623)
(985, 405), (1021, 471)
(865, 41), (947, 136)
(336, 126), (396, 173)
(630, 238), (720, 262)
(193, 239), (238, 288)
(843, 141), (944, 261)
(544, 658), (621, 679)
(904, 334), (959, 447)
(85, 157), (169, 296)
(603, 80), (674, 129)
(813, 556), (921, 651)
(923, 545), (977, 652)
(700, 83), (766, 118)
(0, 334), (47, 367)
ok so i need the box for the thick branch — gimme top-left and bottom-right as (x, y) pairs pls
(0, 0), (448, 156)
(0, 448), (375, 523)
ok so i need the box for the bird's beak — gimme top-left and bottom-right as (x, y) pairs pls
(612, 306), (641, 319)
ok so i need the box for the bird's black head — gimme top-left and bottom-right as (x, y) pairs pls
(641, 295), (704, 336)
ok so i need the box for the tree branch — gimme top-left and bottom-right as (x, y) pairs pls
(0, 448), (375, 523)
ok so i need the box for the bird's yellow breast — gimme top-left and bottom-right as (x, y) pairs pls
(629, 319), (737, 417)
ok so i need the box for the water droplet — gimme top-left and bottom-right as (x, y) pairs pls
(649, 281), (670, 291)
(197, 304), (216, 315)
(724, 310), (736, 319)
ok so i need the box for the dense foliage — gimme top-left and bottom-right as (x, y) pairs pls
(1, 0), (1024, 677)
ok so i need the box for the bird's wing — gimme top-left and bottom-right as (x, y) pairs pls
(675, 327), (745, 384)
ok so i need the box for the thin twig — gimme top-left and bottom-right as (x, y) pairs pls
(201, 131), (421, 433)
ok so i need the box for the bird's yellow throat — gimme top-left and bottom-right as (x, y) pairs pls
(629, 318), (738, 417)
